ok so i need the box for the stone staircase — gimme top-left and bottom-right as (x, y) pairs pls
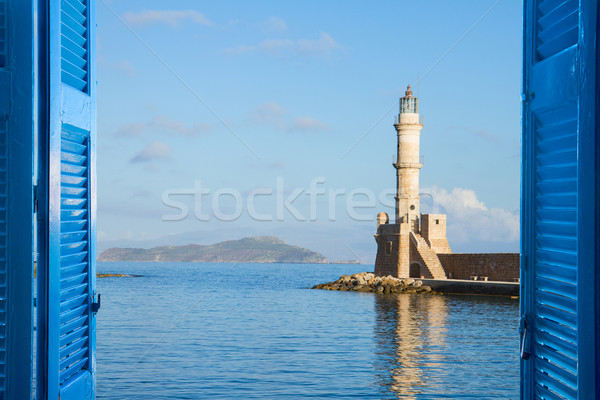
(410, 232), (447, 279)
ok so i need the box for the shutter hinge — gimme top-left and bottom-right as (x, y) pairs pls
(92, 293), (101, 313)
(519, 315), (531, 360)
(521, 92), (535, 103)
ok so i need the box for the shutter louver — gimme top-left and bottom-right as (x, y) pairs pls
(61, 0), (88, 92)
(524, 0), (599, 398)
(0, 0), (6, 68)
(42, 1), (96, 397)
(535, 0), (578, 61)
(1, 2), (35, 397)
(0, 118), (6, 393)
(533, 105), (578, 399)
(59, 124), (90, 385)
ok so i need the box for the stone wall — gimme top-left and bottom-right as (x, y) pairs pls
(437, 253), (520, 282)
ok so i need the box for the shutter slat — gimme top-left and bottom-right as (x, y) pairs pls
(536, 263), (577, 282)
(61, 161), (87, 176)
(60, 70), (87, 92)
(60, 336), (87, 360)
(60, 283), (87, 301)
(536, 163), (577, 181)
(535, 381), (564, 400)
(61, 58), (87, 83)
(536, 342), (577, 374)
(60, 356), (88, 383)
(60, 255), (87, 271)
(61, 186), (86, 198)
(536, 328), (577, 360)
(60, 306), (88, 329)
(537, 133), (577, 153)
(536, 248), (576, 268)
(536, 179), (577, 195)
(60, 20), (86, 47)
(61, 126), (87, 143)
(61, 137), (86, 153)
(60, 1), (86, 25)
(60, 304), (87, 325)
(61, 209), (87, 221)
(61, 197), (86, 209)
(537, 302), (577, 327)
(60, 241), (86, 256)
(536, 275), (577, 298)
(535, 316), (577, 344)
(61, 174), (87, 187)
(60, 293), (87, 312)
(61, 151), (86, 166)
(536, 235), (576, 252)
(536, 290), (576, 314)
(535, 0), (578, 61)
(536, 193), (577, 208)
(63, 0), (86, 14)
(60, 231), (87, 244)
(59, 316), (87, 337)
(60, 220), (87, 233)
(61, 44), (87, 69)
(60, 272), (88, 289)
(534, 358), (577, 398)
(60, 0), (88, 92)
(60, 325), (88, 348)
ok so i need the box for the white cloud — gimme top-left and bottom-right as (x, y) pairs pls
(117, 115), (210, 138)
(262, 16), (287, 33)
(248, 102), (288, 129)
(224, 32), (341, 56)
(290, 116), (329, 132)
(247, 103), (328, 133)
(130, 141), (171, 163)
(124, 9), (213, 27)
(296, 32), (339, 54)
(422, 186), (519, 244)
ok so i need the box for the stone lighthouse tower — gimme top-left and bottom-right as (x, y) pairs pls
(374, 85), (451, 279)
(394, 85), (422, 231)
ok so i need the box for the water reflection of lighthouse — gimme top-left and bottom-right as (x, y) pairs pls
(373, 294), (448, 399)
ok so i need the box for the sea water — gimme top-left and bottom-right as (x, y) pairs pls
(96, 262), (519, 399)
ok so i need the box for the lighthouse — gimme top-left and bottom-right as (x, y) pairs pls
(374, 85), (451, 279)
(394, 85), (422, 231)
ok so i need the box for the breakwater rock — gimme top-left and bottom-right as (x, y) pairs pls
(312, 272), (435, 294)
(97, 273), (143, 278)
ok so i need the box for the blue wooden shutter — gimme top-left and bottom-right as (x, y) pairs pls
(38, 0), (97, 398)
(522, 0), (598, 398)
(0, 0), (36, 397)
(0, 1), (35, 398)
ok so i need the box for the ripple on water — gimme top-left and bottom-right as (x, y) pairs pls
(96, 262), (519, 399)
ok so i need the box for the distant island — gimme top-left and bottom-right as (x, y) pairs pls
(98, 236), (328, 264)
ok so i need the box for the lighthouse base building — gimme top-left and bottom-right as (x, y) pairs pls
(374, 212), (451, 279)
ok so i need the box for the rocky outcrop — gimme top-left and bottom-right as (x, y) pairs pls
(312, 272), (435, 294)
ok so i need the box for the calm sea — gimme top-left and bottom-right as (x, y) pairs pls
(96, 262), (519, 399)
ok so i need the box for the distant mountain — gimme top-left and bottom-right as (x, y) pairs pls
(98, 236), (328, 264)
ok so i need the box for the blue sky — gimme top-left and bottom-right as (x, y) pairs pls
(97, 0), (522, 263)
